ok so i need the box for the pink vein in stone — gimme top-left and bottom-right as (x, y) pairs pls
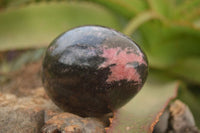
(99, 47), (146, 83)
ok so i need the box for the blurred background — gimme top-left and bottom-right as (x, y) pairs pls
(0, 0), (200, 132)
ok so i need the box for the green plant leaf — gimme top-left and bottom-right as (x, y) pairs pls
(123, 11), (158, 36)
(107, 77), (178, 133)
(147, 0), (173, 18)
(0, 2), (120, 51)
(97, 0), (149, 17)
(137, 21), (200, 67)
(135, 21), (200, 85)
(168, 58), (200, 84)
(175, 0), (200, 20)
(0, 0), (148, 19)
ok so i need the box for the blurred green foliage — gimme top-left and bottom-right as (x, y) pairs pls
(0, 2), (120, 50)
(0, 0), (200, 131)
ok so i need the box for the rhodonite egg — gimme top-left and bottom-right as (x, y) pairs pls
(42, 26), (148, 117)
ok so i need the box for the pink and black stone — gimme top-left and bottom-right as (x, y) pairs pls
(42, 26), (148, 117)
